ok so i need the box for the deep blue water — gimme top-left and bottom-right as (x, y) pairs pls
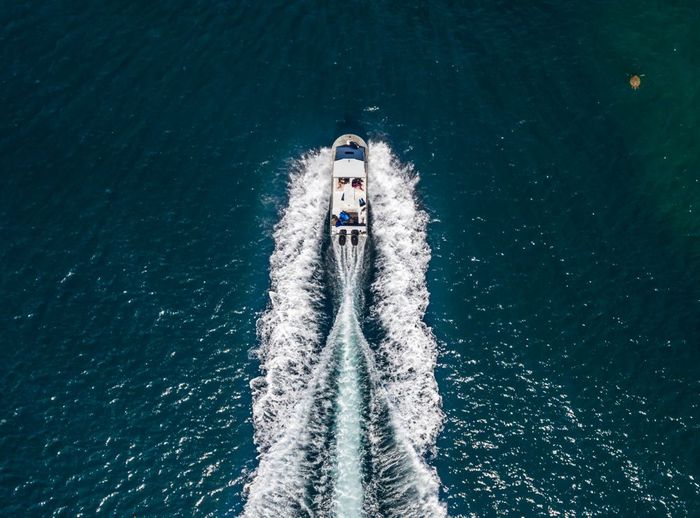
(1, 1), (699, 516)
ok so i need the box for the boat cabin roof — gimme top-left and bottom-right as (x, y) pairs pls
(333, 158), (366, 178)
(335, 145), (365, 161)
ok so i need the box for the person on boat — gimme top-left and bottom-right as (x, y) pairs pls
(351, 178), (363, 190)
(336, 211), (350, 226)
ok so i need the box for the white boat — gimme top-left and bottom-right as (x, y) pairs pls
(330, 134), (368, 246)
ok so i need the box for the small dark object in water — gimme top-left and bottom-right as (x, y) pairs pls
(630, 75), (641, 89)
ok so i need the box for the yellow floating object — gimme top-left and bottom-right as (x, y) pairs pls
(630, 75), (641, 89)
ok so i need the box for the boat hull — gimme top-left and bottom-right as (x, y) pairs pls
(330, 134), (368, 245)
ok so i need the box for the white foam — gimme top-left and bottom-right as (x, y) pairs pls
(360, 332), (446, 517)
(251, 148), (332, 450)
(331, 242), (367, 518)
(245, 149), (337, 516)
(331, 239), (445, 517)
(243, 335), (338, 517)
(246, 143), (445, 517)
(368, 141), (444, 456)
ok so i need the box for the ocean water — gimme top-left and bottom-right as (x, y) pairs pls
(1, 1), (698, 516)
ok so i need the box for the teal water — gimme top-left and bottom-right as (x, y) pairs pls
(1, 1), (699, 516)
(331, 245), (366, 517)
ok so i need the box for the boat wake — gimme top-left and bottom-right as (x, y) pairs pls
(245, 143), (444, 517)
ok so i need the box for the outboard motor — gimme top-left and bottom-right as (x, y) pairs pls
(351, 229), (359, 246)
(339, 229), (347, 246)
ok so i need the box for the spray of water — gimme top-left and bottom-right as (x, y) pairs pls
(244, 143), (445, 517)
(331, 241), (367, 518)
(368, 142), (444, 455)
(252, 149), (331, 451)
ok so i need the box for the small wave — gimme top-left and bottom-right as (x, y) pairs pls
(246, 143), (445, 517)
(368, 141), (444, 455)
(245, 148), (336, 516)
(243, 337), (339, 517)
(361, 335), (445, 518)
(251, 149), (332, 451)
(331, 242), (367, 518)
(330, 239), (445, 518)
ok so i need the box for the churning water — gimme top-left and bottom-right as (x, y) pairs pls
(245, 144), (444, 517)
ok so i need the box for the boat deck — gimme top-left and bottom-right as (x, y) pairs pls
(330, 134), (368, 238)
(331, 177), (367, 227)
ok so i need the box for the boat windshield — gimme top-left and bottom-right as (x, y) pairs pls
(335, 145), (365, 161)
